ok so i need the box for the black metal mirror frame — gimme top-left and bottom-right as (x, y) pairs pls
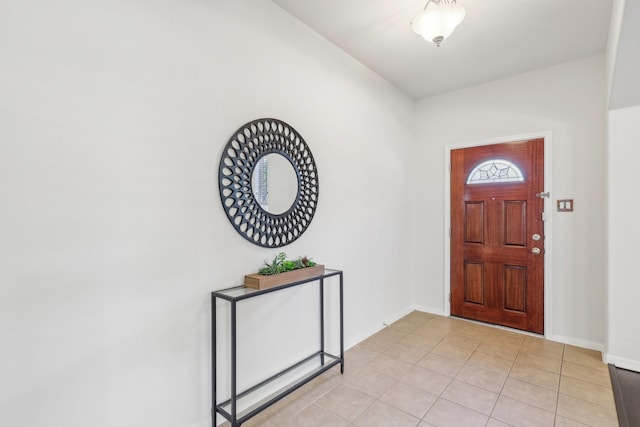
(218, 118), (319, 248)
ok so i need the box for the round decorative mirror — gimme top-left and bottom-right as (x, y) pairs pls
(218, 118), (319, 248)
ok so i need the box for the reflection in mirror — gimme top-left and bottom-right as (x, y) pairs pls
(251, 153), (299, 215)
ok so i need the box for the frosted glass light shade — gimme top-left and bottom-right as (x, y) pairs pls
(411, 1), (466, 46)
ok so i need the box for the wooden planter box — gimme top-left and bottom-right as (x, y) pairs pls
(244, 265), (325, 290)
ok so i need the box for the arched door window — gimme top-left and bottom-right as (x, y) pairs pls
(466, 159), (524, 184)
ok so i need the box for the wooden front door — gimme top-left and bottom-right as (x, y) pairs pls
(451, 139), (545, 334)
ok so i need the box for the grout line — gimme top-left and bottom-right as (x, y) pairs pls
(553, 344), (565, 425)
(291, 313), (617, 427)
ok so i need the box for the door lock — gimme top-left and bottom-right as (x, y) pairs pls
(532, 234), (541, 241)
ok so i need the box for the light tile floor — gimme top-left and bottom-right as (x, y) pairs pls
(223, 311), (618, 427)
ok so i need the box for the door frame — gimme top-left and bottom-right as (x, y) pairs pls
(443, 131), (553, 337)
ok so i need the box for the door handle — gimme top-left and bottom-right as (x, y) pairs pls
(531, 247), (541, 255)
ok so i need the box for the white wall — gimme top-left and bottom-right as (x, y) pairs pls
(605, 0), (640, 373)
(413, 55), (607, 349)
(0, 1), (416, 426)
(606, 105), (640, 371)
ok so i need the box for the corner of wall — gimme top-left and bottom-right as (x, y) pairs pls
(606, 0), (626, 107)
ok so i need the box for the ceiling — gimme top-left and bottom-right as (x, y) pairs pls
(271, 0), (614, 100)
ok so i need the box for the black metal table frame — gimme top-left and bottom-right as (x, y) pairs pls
(211, 269), (343, 427)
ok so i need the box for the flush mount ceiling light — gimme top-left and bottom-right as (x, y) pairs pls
(411, 0), (466, 47)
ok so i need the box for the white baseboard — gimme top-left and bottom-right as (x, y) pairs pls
(345, 306), (416, 350)
(604, 353), (640, 372)
(347, 304), (448, 349)
(548, 334), (603, 353)
(412, 304), (447, 317)
(391, 307), (607, 358)
(384, 306), (420, 325)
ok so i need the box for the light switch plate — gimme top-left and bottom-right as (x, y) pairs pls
(557, 199), (574, 212)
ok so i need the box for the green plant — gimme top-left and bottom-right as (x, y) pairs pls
(258, 252), (316, 275)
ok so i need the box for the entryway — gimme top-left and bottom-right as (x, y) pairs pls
(449, 138), (545, 334)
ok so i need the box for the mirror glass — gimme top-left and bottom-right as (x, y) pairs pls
(251, 153), (299, 215)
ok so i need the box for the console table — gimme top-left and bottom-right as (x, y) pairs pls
(211, 269), (343, 427)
